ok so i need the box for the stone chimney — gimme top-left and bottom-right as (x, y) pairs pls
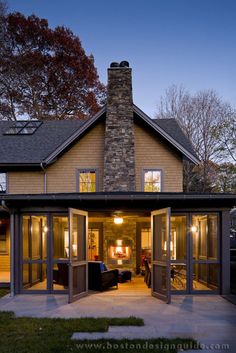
(104, 61), (136, 192)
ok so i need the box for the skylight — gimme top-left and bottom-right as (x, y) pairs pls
(4, 121), (42, 135)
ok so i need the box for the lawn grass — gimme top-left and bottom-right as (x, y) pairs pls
(0, 288), (10, 298)
(0, 311), (198, 353)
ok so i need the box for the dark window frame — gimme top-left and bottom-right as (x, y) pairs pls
(142, 168), (163, 192)
(76, 169), (99, 193)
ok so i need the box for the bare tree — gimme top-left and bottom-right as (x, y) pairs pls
(215, 111), (236, 163)
(156, 85), (235, 192)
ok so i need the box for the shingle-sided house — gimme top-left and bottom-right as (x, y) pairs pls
(0, 61), (235, 303)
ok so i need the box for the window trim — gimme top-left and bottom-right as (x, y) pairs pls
(76, 168), (99, 193)
(142, 168), (163, 192)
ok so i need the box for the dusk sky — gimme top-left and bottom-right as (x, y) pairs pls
(7, 0), (236, 117)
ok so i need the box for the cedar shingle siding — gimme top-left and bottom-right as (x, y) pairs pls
(7, 121), (183, 193)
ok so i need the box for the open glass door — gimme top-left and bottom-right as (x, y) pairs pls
(151, 208), (171, 303)
(68, 208), (88, 303)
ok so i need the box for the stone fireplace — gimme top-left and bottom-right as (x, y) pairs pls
(107, 238), (132, 266)
(102, 217), (137, 272)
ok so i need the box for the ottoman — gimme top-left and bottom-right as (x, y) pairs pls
(118, 270), (132, 283)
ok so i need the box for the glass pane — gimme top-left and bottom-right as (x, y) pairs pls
(31, 217), (41, 259)
(153, 265), (167, 295)
(192, 214), (218, 260)
(22, 216), (30, 260)
(19, 127), (37, 134)
(208, 215), (218, 259)
(53, 216), (69, 259)
(141, 228), (151, 265)
(22, 264), (30, 288)
(73, 265), (86, 296)
(77, 215), (86, 261)
(153, 214), (167, 261)
(72, 215), (78, 258)
(153, 171), (160, 182)
(42, 218), (47, 260)
(144, 182), (153, 192)
(144, 171), (152, 182)
(15, 121), (27, 127)
(170, 216), (187, 260)
(31, 216), (47, 260)
(171, 264), (187, 290)
(193, 264), (219, 291)
(152, 183), (161, 192)
(53, 262), (68, 290)
(4, 127), (22, 134)
(0, 173), (6, 192)
(23, 263), (47, 290)
(88, 229), (99, 261)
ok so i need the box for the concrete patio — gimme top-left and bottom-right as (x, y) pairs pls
(0, 292), (236, 352)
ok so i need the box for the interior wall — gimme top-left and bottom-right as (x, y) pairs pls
(0, 218), (10, 283)
(89, 216), (150, 273)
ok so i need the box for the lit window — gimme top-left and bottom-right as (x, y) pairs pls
(141, 228), (151, 264)
(0, 173), (6, 192)
(78, 170), (97, 192)
(143, 170), (162, 192)
(88, 229), (99, 260)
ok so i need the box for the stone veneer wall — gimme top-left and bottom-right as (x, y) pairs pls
(104, 67), (136, 191)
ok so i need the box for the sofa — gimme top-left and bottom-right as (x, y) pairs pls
(88, 261), (119, 291)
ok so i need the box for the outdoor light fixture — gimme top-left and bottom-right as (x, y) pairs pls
(114, 217), (123, 225)
(191, 225), (198, 233)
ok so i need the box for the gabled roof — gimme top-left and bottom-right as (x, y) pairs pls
(0, 104), (199, 169)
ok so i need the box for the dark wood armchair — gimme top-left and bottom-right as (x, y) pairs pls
(88, 261), (119, 291)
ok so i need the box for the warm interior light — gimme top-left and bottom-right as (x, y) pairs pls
(43, 226), (48, 233)
(164, 241), (173, 251)
(114, 217), (123, 225)
(191, 225), (198, 233)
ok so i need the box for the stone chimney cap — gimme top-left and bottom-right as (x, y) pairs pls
(110, 61), (130, 68)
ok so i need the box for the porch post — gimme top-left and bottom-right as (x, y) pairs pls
(10, 212), (15, 296)
(221, 210), (231, 295)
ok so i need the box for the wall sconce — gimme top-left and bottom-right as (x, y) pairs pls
(164, 241), (173, 251)
(191, 225), (198, 233)
(114, 217), (123, 225)
(43, 226), (48, 233)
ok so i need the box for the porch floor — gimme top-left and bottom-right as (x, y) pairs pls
(0, 290), (236, 351)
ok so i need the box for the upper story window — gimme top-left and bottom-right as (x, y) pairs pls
(143, 169), (162, 192)
(0, 173), (6, 192)
(78, 169), (97, 192)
